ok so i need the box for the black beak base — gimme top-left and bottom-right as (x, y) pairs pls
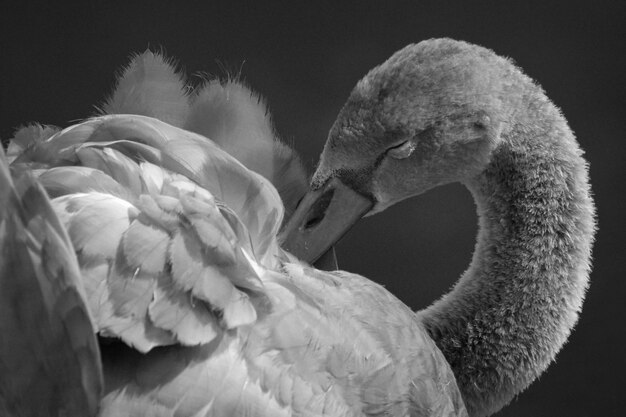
(279, 177), (374, 265)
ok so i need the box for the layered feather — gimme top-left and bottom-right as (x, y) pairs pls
(0, 151), (103, 416)
(13, 114), (284, 352)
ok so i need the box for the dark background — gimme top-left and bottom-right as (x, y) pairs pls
(2, 1), (624, 415)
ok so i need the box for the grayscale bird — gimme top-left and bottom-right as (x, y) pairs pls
(0, 38), (594, 416)
(282, 38), (596, 416)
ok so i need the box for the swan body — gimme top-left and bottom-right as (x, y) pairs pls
(1, 51), (468, 416)
(283, 38), (595, 416)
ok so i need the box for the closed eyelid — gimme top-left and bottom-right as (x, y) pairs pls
(387, 140), (415, 159)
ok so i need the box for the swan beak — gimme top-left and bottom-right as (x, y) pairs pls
(280, 177), (374, 265)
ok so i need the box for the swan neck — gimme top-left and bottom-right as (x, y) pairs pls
(418, 107), (595, 416)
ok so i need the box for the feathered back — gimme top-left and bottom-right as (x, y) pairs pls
(0, 151), (103, 416)
(4, 50), (313, 354)
(10, 114), (287, 353)
(100, 51), (307, 218)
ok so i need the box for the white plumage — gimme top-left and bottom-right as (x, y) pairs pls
(1, 51), (464, 416)
(1, 39), (595, 417)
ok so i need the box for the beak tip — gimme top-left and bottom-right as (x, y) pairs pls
(279, 177), (374, 264)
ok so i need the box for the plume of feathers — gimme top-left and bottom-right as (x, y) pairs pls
(99, 51), (308, 219)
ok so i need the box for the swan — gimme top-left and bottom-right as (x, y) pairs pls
(2, 50), (463, 416)
(0, 37), (594, 417)
(282, 38), (596, 416)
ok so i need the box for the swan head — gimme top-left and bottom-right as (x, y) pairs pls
(281, 39), (519, 263)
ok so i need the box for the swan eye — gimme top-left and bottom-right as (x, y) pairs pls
(387, 140), (415, 159)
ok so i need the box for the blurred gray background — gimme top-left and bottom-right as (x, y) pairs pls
(2, 1), (624, 415)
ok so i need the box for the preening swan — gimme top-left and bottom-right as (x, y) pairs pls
(0, 116), (464, 416)
(282, 38), (596, 416)
(0, 38), (594, 417)
(2, 49), (463, 416)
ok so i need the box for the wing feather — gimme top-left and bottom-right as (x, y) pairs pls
(168, 227), (235, 305)
(148, 275), (220, 345)
(62, 193), (137, 259)
(122, 217), (170, 275)
(0, 152), (102, 416)
(34, 166), (132, 200)
(11, 115), (284, 352)
(76, 146), (146, 196)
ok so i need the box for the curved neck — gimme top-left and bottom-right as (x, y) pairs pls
(417, 106), (595, 416)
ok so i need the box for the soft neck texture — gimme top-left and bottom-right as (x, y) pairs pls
(417, 90), (595, 416)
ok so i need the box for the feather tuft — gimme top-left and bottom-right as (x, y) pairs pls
(101, 51), (189, 127)
(6, 124), (60, 163)
(185, 80), (277, 179)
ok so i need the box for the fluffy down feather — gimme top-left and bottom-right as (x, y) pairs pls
(100, 51), (308, 218)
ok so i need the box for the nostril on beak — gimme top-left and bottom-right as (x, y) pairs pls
(304, 188), (335, 230)
(294, 194), (305, 210)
